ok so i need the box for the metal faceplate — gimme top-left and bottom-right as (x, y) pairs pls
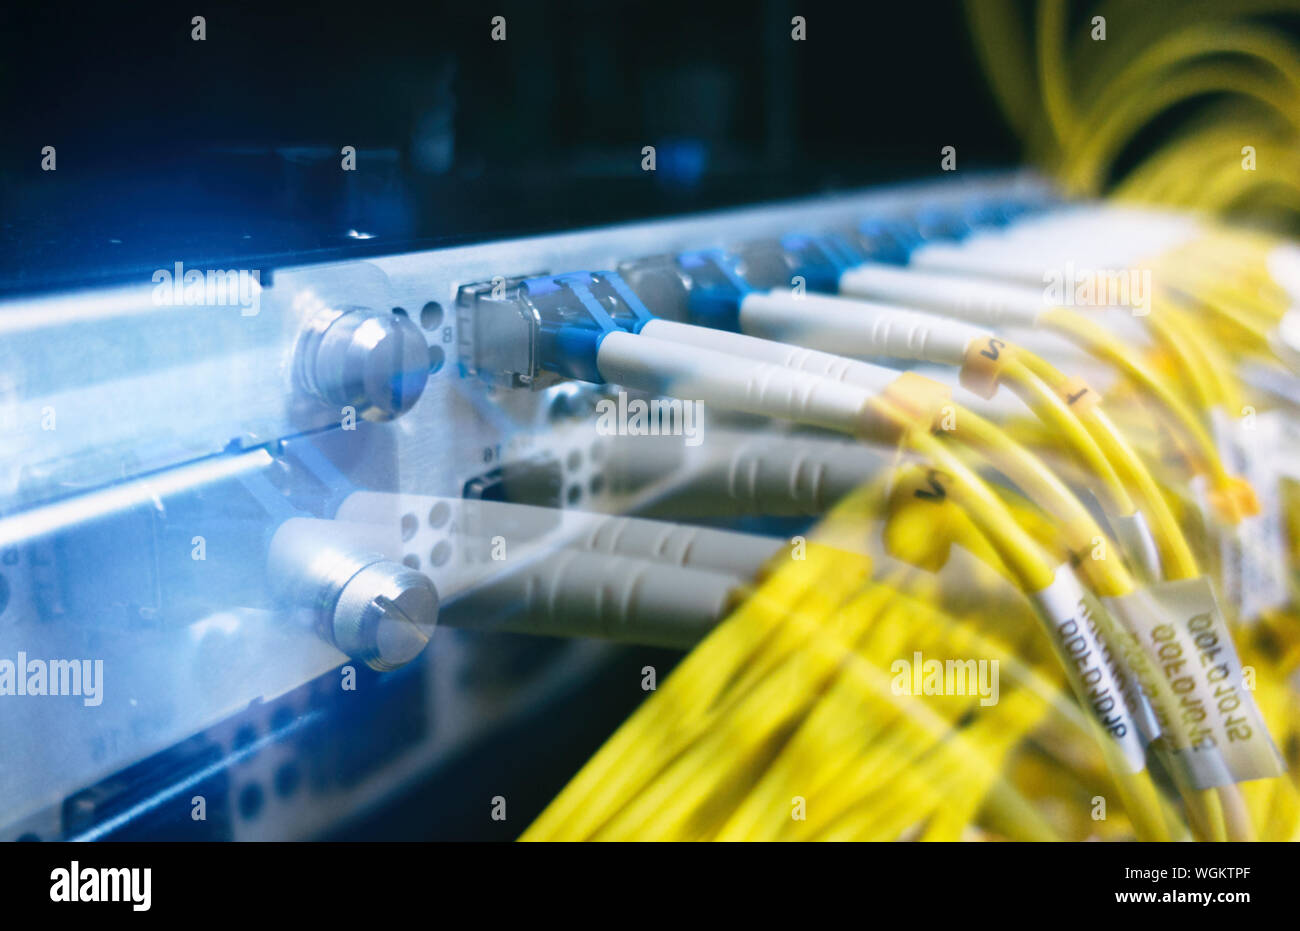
(0, 172), (1043, 839)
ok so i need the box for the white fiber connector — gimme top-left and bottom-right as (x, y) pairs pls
(736, 289), (986, 367)
(444, 548), (744, 648)
(908, 206), (1201, 284)
(571, 515), (788, 577)
(674, 433), (882, 517)
(594, 331), (876, 437)
(611, 430), (888, 518)
(638, 317), (900, 393)
(837, 265), (1047, 330)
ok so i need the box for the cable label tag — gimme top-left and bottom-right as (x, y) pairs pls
(1200, 409), (1289, 622)
(1032, 567), (1148, 773)
(1104, 578), (1285, 788)
(958, 335), (1010, 399)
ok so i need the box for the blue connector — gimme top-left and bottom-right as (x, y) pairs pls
(675, 250), (754, 332)
(851, 197), (1041, 266)
(855, 217), (923, 265)
(519, 271), (655, 383)
(961, 200), (1009, 231)
(914, 205), (975, 243)
(462, 269), (661, 388)
(777, 232), (867, 293)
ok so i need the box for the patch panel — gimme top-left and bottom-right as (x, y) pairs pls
(0, 174), (1034, 839)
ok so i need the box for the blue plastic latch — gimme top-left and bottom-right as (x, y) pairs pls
(676, 250), (751, 332)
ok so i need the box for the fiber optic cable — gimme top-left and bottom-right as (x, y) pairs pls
(827, 260), (1254, 523)
(601, 267), (1240, 836)
(521, 545), (872, 840)
(519, 196), (1300, 842)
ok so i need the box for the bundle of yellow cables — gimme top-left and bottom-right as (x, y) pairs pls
(521, 1), (1300, 842)
(966, 0), (1300, 222)
(525, 486), (1300, 840)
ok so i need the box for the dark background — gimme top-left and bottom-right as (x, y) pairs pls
(0, 0), (1022, 293)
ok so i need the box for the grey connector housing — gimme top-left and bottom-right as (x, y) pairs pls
(615, 254), (693, 322)
(456, 275), (555, 389)
(443, 548), (743, 649)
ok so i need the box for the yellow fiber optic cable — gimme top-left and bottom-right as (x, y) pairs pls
(1036, 307), (1257, 520)
(522, 546), (873, 840)
(585, 583), (891, 840)
(1012, 350), (1201, 578)
(719, 588), (1049, 839)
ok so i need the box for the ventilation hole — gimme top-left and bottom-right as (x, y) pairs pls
(428, 345), (445, 374)
(274, 763), (301, 799)
(402, 553), (421, 570)
(238, 783), (265, 820)
(566, 449), (582, 472)
(548, 393), (573, 421)
(428, 501), (451, 529)
(566, 485), (582, 506)
(16, 833), (40, 842)
(400, 513), (418, 542)
(420, 301), (444, 330)
(589, 473), (605, 496)
(430, 541), (452, 567)
(392, 306), (408, 316)
(270, 706), (296, 732)
(232, 724), (258, 754)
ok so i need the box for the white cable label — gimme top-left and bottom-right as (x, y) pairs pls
(1266, 244), (1300, 302)
(1269, 308), (1300, 375)
(1032, 566), (1148, 773)
(1198, 409), (1290, 623)
(1104, 578), (1285, 788)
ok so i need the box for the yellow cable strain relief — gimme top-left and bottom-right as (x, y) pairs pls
(1053, 375), (1102, 415)
(883, 466), (960, 572)
(959, 334), (1014, 399)
(863, 371), (954, 440)
(1208, 475), (1261, 523)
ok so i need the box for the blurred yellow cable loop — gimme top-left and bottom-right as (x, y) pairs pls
(522, 0), (1300, 842)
